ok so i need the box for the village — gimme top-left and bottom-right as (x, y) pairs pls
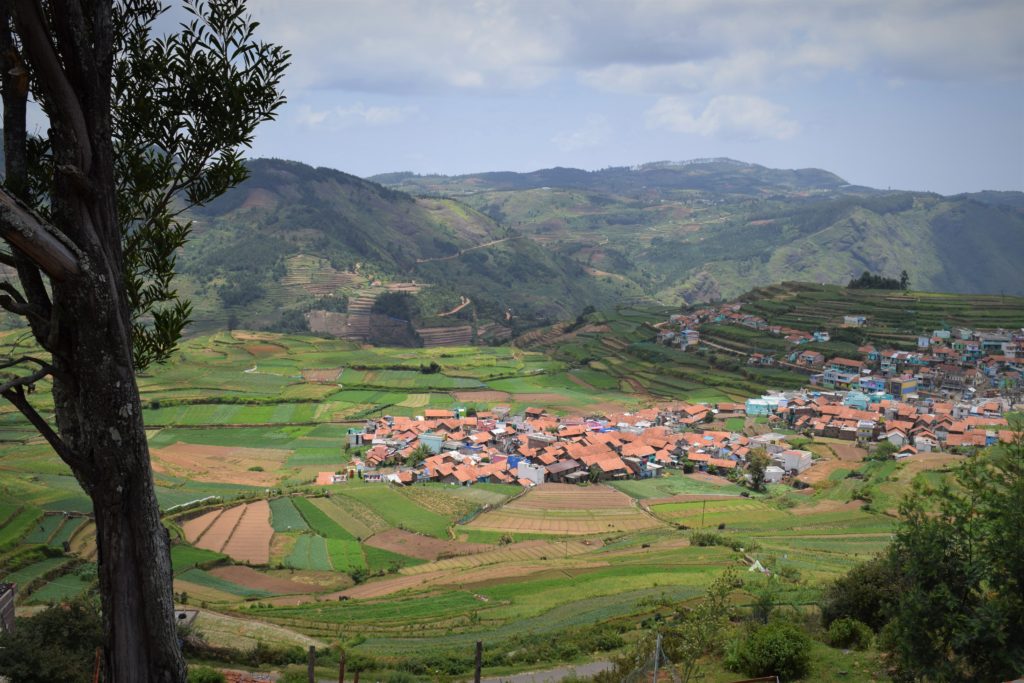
(321, 385), (1017, 492)
(659, 302), (1024, 397)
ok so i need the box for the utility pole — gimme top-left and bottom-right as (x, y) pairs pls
(338, 651), (346, 683)
(474, 640), (483, 683)
(701, 498), (707, 527)
(308, 645), (316, 683)
(652, 632), (662, 683)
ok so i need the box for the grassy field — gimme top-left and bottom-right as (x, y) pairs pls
(0, 325), (985, 680)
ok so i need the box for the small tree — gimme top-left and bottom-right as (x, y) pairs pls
(747, 447), (770, 492)
(405, 443), (432, 467)
(883, 427), (1024, 681)
(0, 2), (287, 679)
(664, 570), (738, 683)
(899, 270), (910, 290)
(0, 600), (104, 683)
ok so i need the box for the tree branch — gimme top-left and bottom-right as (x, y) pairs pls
(11, 0), (92, 170)
(0, 250), (17, 268)
(1, 383), (79, 473)
(0, 186), (81, 280)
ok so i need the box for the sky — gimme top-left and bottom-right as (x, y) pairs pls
(230, 1), (1024, 194)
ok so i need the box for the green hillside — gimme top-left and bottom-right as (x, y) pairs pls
(374, 163), (1024, 305)
(176, 159), (637, 335)
(126, 156), (1024, 343)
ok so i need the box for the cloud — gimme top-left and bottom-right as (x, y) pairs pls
(295, 103), (417, 129)
(647, 96), (800, 140)
(552, 115), (611, 152)
(247, 0), (1023, 96)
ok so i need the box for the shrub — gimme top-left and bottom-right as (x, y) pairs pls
(826, 617), (873, 650)
(725, 620), (811, 681)
(187, 666), (226, 683)
(820, 554), (899, 630)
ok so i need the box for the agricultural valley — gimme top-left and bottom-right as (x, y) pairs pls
(1, 280), (1023, 681)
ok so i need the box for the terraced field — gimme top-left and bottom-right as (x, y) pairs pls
(466, 484), (662, 535)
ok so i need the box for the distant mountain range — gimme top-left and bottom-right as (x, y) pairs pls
(170, 157), (1024, 337)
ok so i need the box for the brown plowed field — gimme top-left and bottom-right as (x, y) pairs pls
(363, 528), (490, 561)
(301, 368), (342, 383)
(183, 509), (224, 544)
(151, 443), (290, 486)
(831, 444), (868, 462)
(452, 390), (511, 402)
(195, 504), (246, 553)
(209, 566), (309, 594)
(220, 500), (273, 564)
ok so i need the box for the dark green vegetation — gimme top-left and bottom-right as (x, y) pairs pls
(80, 156), (1024, 340)
(0, 600), (104, 683)
(733, 282), (1024, 352)
(522, 304), (807, 402)
(373, 160), (1024, 306)
(825, 433), (1024, 683)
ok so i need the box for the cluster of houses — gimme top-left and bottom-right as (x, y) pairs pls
(318, 403), (847, 490)
(745, 390), (1016, 456)
(657, 304), (1024, 402)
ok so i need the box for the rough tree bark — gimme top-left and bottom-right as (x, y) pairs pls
(0, 1), (185, 680)
(0, 1), (286, 678)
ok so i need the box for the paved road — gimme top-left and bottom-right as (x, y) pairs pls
(479, 660), (614, 682)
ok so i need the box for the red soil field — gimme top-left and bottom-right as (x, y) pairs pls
(209, 565), (309, 594)
(220, 500), (273, 565)
(363, 528), (490, 561)
(151, 442), (289, 486)
(195, 504), (246, 553)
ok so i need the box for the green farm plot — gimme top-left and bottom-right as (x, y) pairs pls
(145, 402), (319, 426)
(171, 544), (227, 571)
(26, 570), (95, 604)
(24, 514), (63, 545)
(321, 497), (382, 539)
(0, 507), (42, 548)
(609, 471), (749, 499)
(285, 534), (332, 571)
(334, 485), (451, 538)
(177, 568), (271, 598)
(292, 497), (355, 540)
(269, 497), (309, 532)
(325, 539), (366, 572)
(285, 449), (343, 467)
(48, 516), (86, 548)
(650, 498), (789, 529)
(363, 545), (424, 572)
(2, 557), (69, 586)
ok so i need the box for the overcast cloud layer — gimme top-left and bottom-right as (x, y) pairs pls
(239, 0), (1023, 193)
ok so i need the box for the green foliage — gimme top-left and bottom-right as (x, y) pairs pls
(111, 0), (290, 368)
(882, 433), (1024, 682)
(725, 619), (812, 681)
(187, 665), (226, 683)
(871, 440), (898, 460)
(688, 531), (759, 552)
(747, 448), (770, 492)
(826, 617), (873, 650)
(819, 551), (900, 631)
(847, 271), (904, 290)
(0, 600), (104, 683)
(663, 570), (739, 683)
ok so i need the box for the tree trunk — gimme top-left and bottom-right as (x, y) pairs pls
(45, 154), (188, 683)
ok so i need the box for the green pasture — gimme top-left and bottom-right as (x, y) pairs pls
(269, 497), (309, 532)
(334, 484), (451, 538)
(171, 544), (227, 571)
(292, 497), (355, 540)
(285, 534), (332, 571)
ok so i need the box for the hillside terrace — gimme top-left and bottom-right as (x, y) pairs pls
(660, 302), (1024, 401)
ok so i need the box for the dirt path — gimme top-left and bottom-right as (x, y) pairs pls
(437, 296), (472, 317)
(415, 237), (522, 263)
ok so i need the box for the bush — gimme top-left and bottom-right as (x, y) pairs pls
(826, 617), (873, 650)
(0, 600), (104, 683)
(820, 553), (900, 630)
(187, 666), (226, 683)
(725, 620), (811, 681)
